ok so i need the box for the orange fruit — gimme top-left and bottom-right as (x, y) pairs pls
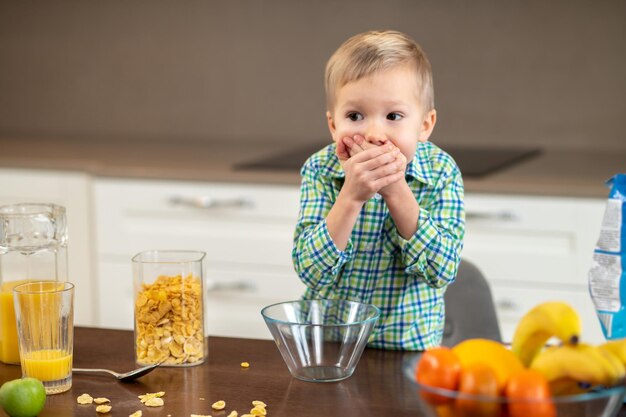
(434, 404), (456, 417)
(415, 346), (462, 405)
(505, 370), (556, 417)
(452, 338), (524, 391)
(455, 362), (501, 417)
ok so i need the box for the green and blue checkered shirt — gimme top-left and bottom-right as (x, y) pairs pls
(292, 141), (465, 350)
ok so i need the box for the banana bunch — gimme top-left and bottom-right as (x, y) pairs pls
(512, 301), (581, 367)
(599, 339), (626, 364)
(512, 301), (626, 391)
(530, 343), (625, 390)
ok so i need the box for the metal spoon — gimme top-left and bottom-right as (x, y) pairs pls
(72, 362), (162, 382)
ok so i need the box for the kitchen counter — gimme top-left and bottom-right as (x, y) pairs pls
(0, 137), (624, 198)
(0, 327), (427, 416)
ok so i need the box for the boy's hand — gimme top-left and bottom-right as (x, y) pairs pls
(340, 141), (405, 203)
(342, 136), (408, 197)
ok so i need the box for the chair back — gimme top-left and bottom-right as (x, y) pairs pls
(442, 259), (502, 347)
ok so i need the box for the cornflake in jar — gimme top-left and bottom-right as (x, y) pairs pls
(134, 273), (205, 366)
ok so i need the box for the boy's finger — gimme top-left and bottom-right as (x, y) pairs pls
(343, 136), (357, 150)
(350, 142), (395, 161)
(335, 139), (350, 160)
(354, 135), (377, 150)
(354, 145), (399, 169)
(348, 135), (367, 153)
(371, 156), (405, 178)
(373, 170), (405, 189)
(343, 136), (362, 158)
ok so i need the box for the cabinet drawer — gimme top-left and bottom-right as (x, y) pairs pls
(491, 282), (604, 344)
(94, 179), (301, 266)
(463, 194), (605, 286)
(205, 267), (305, 339)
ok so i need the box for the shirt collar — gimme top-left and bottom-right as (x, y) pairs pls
(408, 142), (435, 185)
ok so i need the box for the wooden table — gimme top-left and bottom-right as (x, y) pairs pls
(2, 327), (626, 417)
(0, 327), (428, 416)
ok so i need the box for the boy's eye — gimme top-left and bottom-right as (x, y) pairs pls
(387, 112), (403, 121)
(347, 112), (363, 122)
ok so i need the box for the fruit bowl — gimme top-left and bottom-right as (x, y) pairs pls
(261, 299), (380, 382)
(404, 355), (626, 417)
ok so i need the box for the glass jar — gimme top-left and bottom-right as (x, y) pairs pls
(0, 203), (68, 364)
(132, 250), (207, 367)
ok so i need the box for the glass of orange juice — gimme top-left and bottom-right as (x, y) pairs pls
(13, 281), (74, 394)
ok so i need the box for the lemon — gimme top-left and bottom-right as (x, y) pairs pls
(0, 377), (46, 417)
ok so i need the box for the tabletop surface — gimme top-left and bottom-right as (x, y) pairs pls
(0, 327), (428, 417)
(2, 327), (626, 417)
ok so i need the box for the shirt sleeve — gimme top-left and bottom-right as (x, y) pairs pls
(396, 164), (465, 288)
(292, 163), (354, 291)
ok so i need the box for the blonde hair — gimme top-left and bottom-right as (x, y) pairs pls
(325, 30), (434, 113)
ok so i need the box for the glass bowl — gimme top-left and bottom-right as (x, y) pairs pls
(261, 299), (380, 382)
(403, 355), (626, 417)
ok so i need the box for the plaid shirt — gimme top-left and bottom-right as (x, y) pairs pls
(292, 141), (465, 350)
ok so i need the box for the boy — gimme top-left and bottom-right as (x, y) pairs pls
(292, 30), (465, 350)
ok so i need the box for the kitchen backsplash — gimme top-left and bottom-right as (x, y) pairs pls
(0, 0), (624, 152)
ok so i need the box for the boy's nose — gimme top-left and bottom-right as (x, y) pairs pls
(364, 135), (387, 146)
(364, 126), (387, 146)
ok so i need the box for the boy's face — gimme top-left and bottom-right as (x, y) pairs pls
(327, 63), (436, 162)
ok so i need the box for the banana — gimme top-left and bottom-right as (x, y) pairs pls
(596, 344), (626, 385)
(599, 339), (626, 364)
(530, 343), (625, 388)
(549, 377), (590, 396)
(511, 301), (581, 366)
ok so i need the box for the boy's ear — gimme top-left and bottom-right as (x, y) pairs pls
(326, 111), (338, 142)
(418, 109), (437, 142)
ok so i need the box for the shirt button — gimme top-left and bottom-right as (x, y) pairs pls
(374, 193), (382, 200)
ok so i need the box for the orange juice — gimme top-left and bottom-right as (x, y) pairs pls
(0, 280), (27, 364)
(21, 349), (72, 381)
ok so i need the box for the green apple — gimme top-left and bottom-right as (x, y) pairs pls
(0, 377), (46, 417)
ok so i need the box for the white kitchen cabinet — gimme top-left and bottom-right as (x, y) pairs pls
(93, 179), (609, 343)
(93, 178), (306, 339)
(462, 193), (606, 343)
(0, 168), (96, 326)
(0, 166), (612, 344)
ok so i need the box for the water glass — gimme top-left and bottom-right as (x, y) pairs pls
(13, 281), (74, 394)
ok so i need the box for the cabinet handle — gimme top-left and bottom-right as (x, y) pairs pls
(496, 299), (519, 311)
(466, 210), (518, 222)
(168, 196), (253, 210)
(206, 280), (256, 293)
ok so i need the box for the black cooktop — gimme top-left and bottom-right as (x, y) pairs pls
(236, 143), (541, 178)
